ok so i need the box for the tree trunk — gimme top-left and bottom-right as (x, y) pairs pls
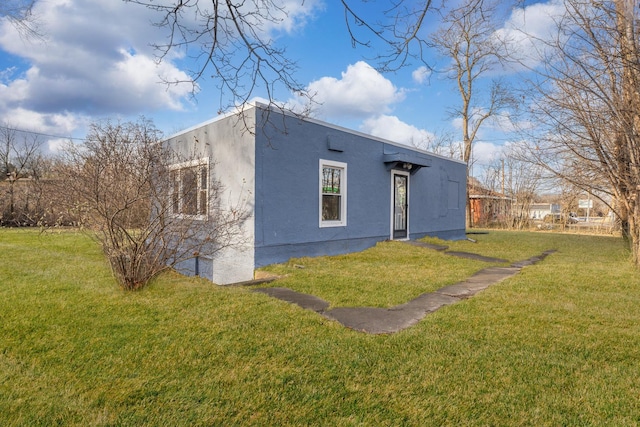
(8, 178), (16, 225)
(628, 208), (640, 265)
(619, 206), (631, 245)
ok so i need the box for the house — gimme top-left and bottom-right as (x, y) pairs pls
(529, 203), (560, 220)
(469, 194), (515, 226)
(164, 103), (467, 284)
(468, 179), (515, 226)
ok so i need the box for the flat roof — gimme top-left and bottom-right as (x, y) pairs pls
(165, 102), (467, 166)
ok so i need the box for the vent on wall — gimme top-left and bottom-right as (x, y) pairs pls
(327, 135), (345, 152)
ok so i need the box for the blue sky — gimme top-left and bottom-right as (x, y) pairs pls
(0, 0), (564, 172)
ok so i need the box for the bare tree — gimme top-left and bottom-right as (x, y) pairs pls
(482, 142), (541, 229)
(554, 181), (580, 231)
(409, 128), (463, 158)
(0, 0), (40, 39)
(429, 0), (514, 227)
(123, 1), (438, 114)
(0, 124), (44, 225)
(522, 0), (640, 263)
(56, 118), (248, 290)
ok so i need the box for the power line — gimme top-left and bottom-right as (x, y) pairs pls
(0, 124), (85, 142)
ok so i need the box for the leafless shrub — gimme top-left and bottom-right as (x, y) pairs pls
(55, 118), (248, 290)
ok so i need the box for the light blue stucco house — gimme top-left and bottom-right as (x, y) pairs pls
(165, 103), (466, 284)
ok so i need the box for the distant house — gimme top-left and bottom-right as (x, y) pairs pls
(529, 203), (560, 220)
(164, 103), (467, 284)
(468, 179), (514, 226)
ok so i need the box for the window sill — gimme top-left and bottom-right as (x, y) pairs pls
(319, 221), (347, 228)
(171, 214), (208, 221)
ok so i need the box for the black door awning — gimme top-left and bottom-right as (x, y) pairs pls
(383, 153), (432, 174)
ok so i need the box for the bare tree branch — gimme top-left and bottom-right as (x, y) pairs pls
(0, 0), (42, 40)
(429, 0), (515, 227)
(520, 0), (640, 261)
(340, 0), (433, 71)
(124, 0), (313, 114)
(0, 124), (45, 225)
(124, 0), (438, 113)
(55, 118), (249, 290)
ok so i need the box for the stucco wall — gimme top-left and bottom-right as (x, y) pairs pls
(165, 110), (257, 284)
(253, 107), (466, 267)
(165, 105), (466, 283)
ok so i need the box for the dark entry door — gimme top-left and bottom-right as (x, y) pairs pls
(393, 173), (408, 239)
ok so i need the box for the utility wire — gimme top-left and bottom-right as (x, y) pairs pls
(0, 124), (85, 141)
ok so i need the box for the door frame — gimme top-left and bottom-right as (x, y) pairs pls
(390, 170), (410, 240)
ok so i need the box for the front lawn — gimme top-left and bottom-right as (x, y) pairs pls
(1, 229), (640, 426)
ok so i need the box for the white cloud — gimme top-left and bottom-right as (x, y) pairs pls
(48, 138), (70, 153)
(0, 0), (194, 117)
(360, 115), (435, 149)
(489, 111), (536, 133)
(412, 66), (431, 85)
(450, 107), (525, 134)
(303, 61), (405, 119)
(255, 0), (324, 35)
(0, 0), (321, 139)
(282, 63), (445, 152)
(0, 107), (82, 137)
(449, 112), (517, 166)
(472, 140), (504, 166)
(494, 0), (567, 71)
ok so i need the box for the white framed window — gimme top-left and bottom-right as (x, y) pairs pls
(319, 159), (347, 227)
(170, 158), (209, 219)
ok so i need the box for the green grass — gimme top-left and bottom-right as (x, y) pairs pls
(259, 240), (504, 307)
(2, 228), (640, 425)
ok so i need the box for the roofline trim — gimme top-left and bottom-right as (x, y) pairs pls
(164, 101), (467, 166)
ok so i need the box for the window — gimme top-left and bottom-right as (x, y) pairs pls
(319, 159), (347, 227)
(170, 159), (209, 218)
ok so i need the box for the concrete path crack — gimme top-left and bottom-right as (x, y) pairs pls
(253, 249), (556, 334)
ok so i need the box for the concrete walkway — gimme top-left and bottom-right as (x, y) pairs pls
(253, 246), (556, 334)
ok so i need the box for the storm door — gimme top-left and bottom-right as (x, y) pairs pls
(393, 173), (408, 239)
